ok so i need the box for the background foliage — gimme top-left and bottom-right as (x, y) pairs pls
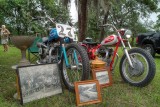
(86, 0), (159, 43)
(0, 0), (70, 36)
(0, 0), (159, 41)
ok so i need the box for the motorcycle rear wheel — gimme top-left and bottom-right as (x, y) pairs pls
(60, 43), (90, 92)
(120, 48), (156, 87)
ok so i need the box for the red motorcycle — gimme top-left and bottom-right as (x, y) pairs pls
(80, 24), (156, 87)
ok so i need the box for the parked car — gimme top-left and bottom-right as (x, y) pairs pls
(136, 31), (160, 57)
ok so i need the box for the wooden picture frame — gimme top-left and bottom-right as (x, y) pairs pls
(92, 67), (112, 87)
(74, 80), (102, 106)
(16, 63), (62, 104)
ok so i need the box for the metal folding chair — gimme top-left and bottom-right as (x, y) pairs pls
(28, 37), (42, 63)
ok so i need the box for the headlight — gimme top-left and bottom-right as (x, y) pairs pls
(126, 34), (131, 38)
(124, 30), (132, 39)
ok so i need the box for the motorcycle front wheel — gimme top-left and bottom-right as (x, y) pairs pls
(60, 43), (90, 92)
(120, 48), (156, 87)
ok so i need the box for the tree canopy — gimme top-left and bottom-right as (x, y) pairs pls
(0, 0), (159, 41)
(86, 0), (159, 42)
(0, 0), (69, 36)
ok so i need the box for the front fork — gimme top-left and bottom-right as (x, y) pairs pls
(124, 48), (133, 68)
(123, 41), (133, 68)
(62, 44), (69, 67)
(116, 36), (134, 68)
(61, 44), (79, 68)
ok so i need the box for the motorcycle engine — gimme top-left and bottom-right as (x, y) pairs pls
(38, 42), (58, 64)
(97, 46), (113, 66)
(39, 46), (49, 63)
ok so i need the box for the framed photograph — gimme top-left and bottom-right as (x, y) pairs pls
(92, 67), (112, 87)
(74, 80), (102, 106)
(16, 63), (62, 104)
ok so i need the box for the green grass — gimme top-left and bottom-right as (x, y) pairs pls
(0, 45), (160, 107)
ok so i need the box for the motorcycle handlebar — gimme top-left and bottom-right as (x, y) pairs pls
(99, 24), (118, 31)
(32, 16), (56, 24)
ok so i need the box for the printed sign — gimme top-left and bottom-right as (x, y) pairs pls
(56, 23), (78, 41)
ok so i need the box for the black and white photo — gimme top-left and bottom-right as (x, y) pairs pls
(75, 80), (102, 106)
(78, 83), (98, 102)
(92, 68), (112, 87)
(17, 64), (62, 104)
(96, 71), (109, 84)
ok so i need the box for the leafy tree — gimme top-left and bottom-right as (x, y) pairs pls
(0, 0), (69, 35)
(154, 14), (160, 31)
(154, 7), (160, 31)
(86, 0), (158, 43)
(60, 0), (111, 41)
(108, 0), (158, 45)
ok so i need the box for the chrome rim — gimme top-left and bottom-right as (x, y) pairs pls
(122, 53), (149, 83)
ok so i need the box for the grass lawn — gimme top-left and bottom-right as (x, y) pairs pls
(0, 45), (160, 107)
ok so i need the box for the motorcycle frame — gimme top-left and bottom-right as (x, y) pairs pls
(57, 39), (79, 68)
(82, 38), (131, 71)
(46, 16), (79, 68)
(109, 37), (127, 71)
(102, 24), (134, 70)
(103, 37), (134, 71)
(34, 13), (81, 67)
(81, 43), (101, 60)
(81, 24), (134, 71)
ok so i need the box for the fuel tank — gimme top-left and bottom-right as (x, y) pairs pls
(101, 34), (118, 45)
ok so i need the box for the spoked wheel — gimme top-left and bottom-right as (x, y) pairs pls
(120, 48), (156, 87)
(60, 43), (90, 92)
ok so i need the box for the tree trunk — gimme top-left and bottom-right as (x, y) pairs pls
(78, 0), (88, 42)
(99, 0), (110, 42)
(100, 12), (109, 42)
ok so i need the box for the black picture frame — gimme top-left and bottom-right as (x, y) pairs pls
(16, 63), (62, 104)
